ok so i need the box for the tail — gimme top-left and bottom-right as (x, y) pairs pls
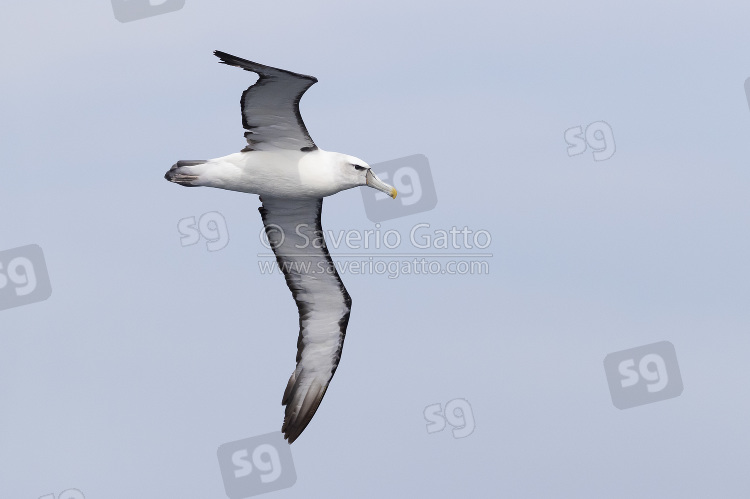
(164, 160), (207, 187)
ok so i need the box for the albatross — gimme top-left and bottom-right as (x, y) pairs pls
(165, 51), (396, 443)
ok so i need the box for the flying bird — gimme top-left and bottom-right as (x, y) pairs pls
(165, 51), (397, 443)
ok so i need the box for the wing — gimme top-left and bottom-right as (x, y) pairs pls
(259, 196), (352, 443)
(214, 50), (318, 152)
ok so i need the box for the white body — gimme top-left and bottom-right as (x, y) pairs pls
(188, 149), (365, 198)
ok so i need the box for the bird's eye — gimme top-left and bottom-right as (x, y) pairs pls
(352, 164), (367, 171)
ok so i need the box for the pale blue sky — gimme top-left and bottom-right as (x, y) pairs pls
(2, 1), (750, 497)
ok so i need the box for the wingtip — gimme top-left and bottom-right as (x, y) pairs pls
(280, 378), (328, 445)
(284, 429), (299, 444)
(281, 416), (300, 444)
(212, 50), (318, 82)
(213, 50), (235, 65)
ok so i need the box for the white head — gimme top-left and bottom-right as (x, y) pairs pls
(330, 153), (397, 198)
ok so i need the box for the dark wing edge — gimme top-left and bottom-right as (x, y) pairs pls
(214, 51), (318, 152)
(258, 197), (352, 443)
(214, 50), (318, 82)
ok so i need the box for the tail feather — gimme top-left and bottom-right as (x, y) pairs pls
(164, 160), (207, 186)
